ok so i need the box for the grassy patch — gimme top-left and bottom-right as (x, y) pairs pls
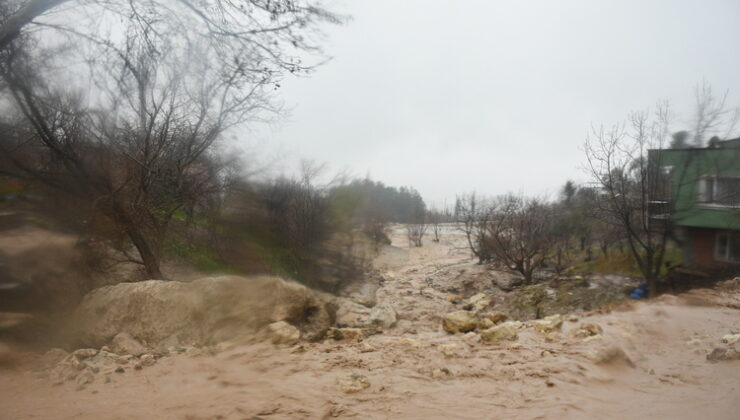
(164, 239), (238, 274)
(568, 250), (643, 277)
(566, 243), (683, 278)
(504, 278), (630, 320)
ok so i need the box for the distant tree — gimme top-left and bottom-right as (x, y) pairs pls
(427, 209), (442, 243)
(406, 220), (427, 247)
(330, 179), (427, 225)
(690, 81), (740, 146)
(550, 204), (577, 274)
(217, 166), (369, 291)
(670, 131), (690, 149)
(404, 192), (427, 247)
(260, 171), (333, 287)
(560, 180), (577, 206)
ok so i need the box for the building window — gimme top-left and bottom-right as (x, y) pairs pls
(699, 176), (740, 207)
(648, 165), (672, 225)
(651, 166), (673, 201)
(716, 232), (740, 263)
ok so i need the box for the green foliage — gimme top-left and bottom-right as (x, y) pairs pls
(164, 238), (238, 274)
(329, 179), (426, 224)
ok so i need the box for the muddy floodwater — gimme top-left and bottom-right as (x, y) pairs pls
(1, 228), (739, 420)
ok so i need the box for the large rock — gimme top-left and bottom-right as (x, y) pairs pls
(479, 322), (519, 343)
(588, 345), (635, 367)
(337, 373), (370, 393)
(264, 321), (300, 345)
(334, 298), (372, 328)
(532, 314), (564, 333)
(707, 346), (740, 363)
(333, 298), (397, 329)
(72, 348), (98, 360)
(721, 334), (740, 346)
(367, 304), (397, 328)
(482, 311), (508, 324)
(492, 272), (524, 292)
(72, 275), (331, 348)
(464, 293), (491, 313)
(442, 311), (479, 334)
(340, 277), (380, 308)
(569, 322), (603, 338)
(112, 332), (149, 356)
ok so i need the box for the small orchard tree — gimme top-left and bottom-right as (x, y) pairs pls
(427, 208), (443, 242)
(455, 192), (492, 263)
(406, 203), (427, 247)
(405, 222), (427, 247)
(484, 195), (556, 283)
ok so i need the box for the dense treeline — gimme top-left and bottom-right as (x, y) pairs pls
(210, 175), (427, 290)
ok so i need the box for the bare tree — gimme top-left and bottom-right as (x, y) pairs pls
(584, 105), (674, 295)
(1, 1), (340, 54)
(584, 87), (740, 296)
(261, 168), (331, 284)
(1, 44), (244, 278)
(691, 81), (740, 146)
(217, 163), (368, 291)
(427, 208), (442, 243)
(406, 218), (427, 247)
(484, 195), (556, 283)
(454, 192), (491, 263)
(0, 1), (339, 278)
(405, 199), (427, 247)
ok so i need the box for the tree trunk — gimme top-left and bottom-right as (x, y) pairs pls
(0, 0), (70, 50)
(125, 223), (164, 279)
(518, 261), (533, 284)
(111, 202), (164, 279)
(646, 275), (657, 299)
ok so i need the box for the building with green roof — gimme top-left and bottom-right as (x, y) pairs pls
(648, 138), (740, 268)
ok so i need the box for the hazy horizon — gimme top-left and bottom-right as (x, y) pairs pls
(245, 0), (740, 207)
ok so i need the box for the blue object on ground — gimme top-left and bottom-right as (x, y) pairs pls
(629, 283), (649, 299)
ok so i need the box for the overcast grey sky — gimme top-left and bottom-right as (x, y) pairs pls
(247, 0), (740, 207)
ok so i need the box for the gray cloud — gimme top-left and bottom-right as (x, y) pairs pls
(246, 0), (740, 206)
